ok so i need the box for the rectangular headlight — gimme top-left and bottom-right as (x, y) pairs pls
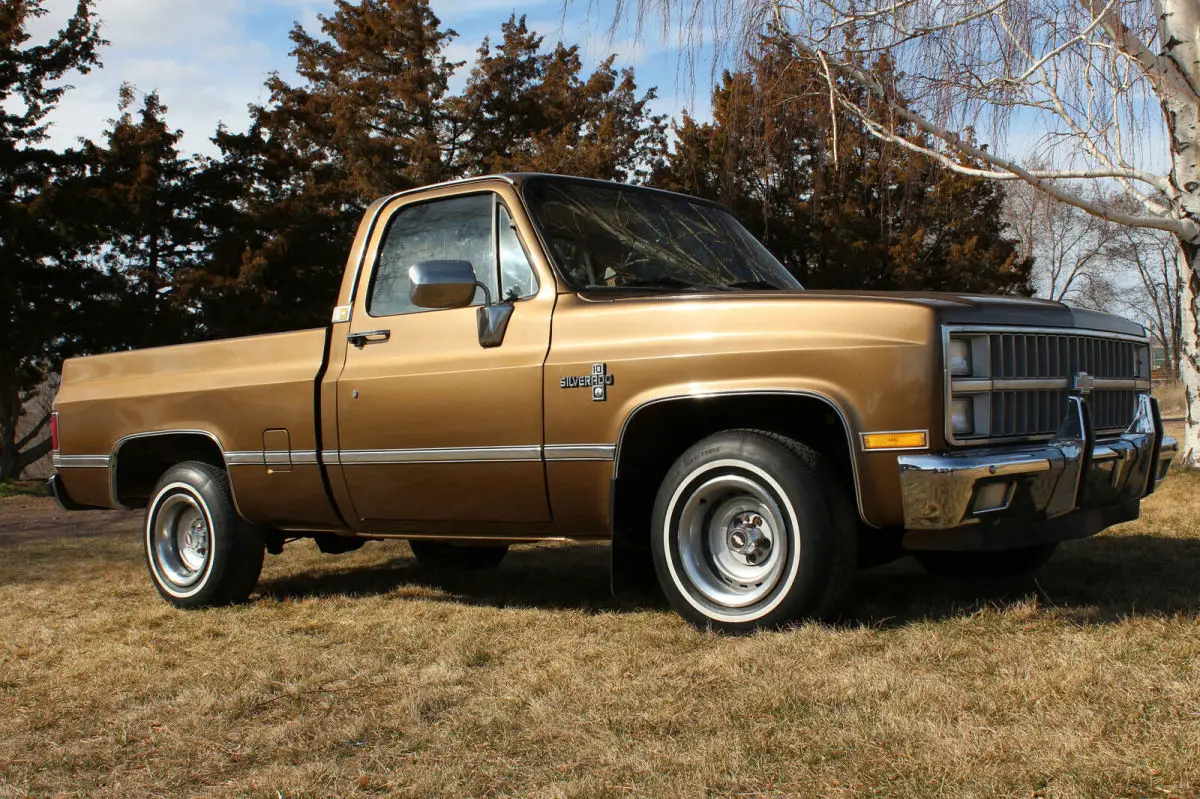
(951, 397), (974, 435)
(948, 338), (972, 376)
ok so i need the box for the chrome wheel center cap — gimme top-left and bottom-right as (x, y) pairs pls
(727, 520), (771, 565)
(184, 520), (207, 555)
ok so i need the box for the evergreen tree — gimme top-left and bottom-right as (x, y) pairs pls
(194, 1), (667, 336)
(1, 0), (105, 480)
(457, 15), (666, 182)
(655, 36), (1032, 294)
(267, 0), (460, 200)
(186, 0), (463, 337)
(79, 86), (202, 348)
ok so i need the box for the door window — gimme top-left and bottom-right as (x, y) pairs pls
(369, 193), (495, 317)
(499, 204), (538, 301)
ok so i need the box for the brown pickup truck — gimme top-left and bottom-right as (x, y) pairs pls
(50, 173), (1178, 631)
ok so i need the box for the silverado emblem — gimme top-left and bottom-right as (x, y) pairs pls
(1072, 371), (1095, 395)
(561, 363), (614, 401)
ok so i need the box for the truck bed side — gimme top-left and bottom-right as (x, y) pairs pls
(53, 327), (342, 529)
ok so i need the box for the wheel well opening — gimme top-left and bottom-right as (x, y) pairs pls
(113, 434), (226, 508)
(611, 395), (859, 577)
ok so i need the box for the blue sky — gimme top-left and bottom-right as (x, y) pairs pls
(30, 0), (717, 157)
(27, 1), (1164, 178)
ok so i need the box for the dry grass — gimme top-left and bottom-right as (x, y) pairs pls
(1156, 381), (1188, 418)
(3, 472), (1200, 799)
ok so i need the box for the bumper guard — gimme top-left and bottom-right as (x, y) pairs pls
(898, 393), (1176, 534)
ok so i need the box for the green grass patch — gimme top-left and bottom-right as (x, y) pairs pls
(0, 480), (48, 498)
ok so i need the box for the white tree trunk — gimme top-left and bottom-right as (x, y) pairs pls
(1159, 0), (1200, 465)
(1179, 244), (1200, 465)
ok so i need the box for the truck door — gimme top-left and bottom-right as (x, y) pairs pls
(332, 188), (552, 530)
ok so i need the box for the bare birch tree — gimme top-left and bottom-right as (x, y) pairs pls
(615, 0), (1200, 464)
(1114, 224), (1184, 374)
(1004, 179), (1122, 306)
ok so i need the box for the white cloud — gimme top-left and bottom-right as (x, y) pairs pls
(431, 0), (557, 15)
(23, 0), (707, 157)
(29, 0), (322, 156)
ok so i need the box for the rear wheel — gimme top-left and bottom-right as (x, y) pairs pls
(651, 430), (856, 633)
(409, 540), (509, 570)
(144, 461), (265, 608)
(913, 544), (1058, 579)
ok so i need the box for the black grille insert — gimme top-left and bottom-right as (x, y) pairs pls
(990, 333), (1139, 380)
(950, 329), (1148, 443)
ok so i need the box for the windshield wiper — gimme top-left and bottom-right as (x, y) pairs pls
(725, 280), (785, 290)
(604, 277), (733, 292)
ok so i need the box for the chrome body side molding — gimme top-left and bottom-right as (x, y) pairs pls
(314, 444), (615, 466)
(337, 445), (543, 465)
(52, 454), (111, 469)
(106, 429), (245, 515)
(612, 389), (873, 528)
(544, 444), (616, 461)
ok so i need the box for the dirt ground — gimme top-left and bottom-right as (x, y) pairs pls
(0, 497), (138, 547)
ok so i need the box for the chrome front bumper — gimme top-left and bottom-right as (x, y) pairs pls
(898, 394), (1176, 531)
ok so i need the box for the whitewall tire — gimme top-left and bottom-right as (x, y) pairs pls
(651, 431), (856, 632)
(144, 461), (264, 608)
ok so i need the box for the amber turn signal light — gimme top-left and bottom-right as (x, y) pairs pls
(862, 431), (927, 450)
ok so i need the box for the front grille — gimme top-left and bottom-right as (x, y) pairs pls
(989, 389), (1065, 438)
(990, 333), (1140, 380)
(987, 388), (1137, 437)
(947, 328), (1149, 445)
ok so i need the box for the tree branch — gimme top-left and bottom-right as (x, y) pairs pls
(16, 412), (51, 451)
(1080, 0), (1200, 102)
(802, 36), (1200, 241)
(995, 0), (1120, 88)
(1031, 69), (1175, 216)
(827, 0), (917, 29)
(13, 438), (52, 478)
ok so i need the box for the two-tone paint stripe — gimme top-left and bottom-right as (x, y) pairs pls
(55, 444), (616, 470)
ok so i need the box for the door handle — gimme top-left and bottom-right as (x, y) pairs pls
(346, 329), (391, 348)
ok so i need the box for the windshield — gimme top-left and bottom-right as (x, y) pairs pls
(522, 178), (802, 292)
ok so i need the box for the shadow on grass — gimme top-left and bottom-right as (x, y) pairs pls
(850, 534), (1200, 627)
(254, 533), (1200, 625)
(257, 542), (638, 614)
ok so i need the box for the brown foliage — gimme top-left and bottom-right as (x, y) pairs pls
(654, 38), (1033, 294)
(0, 0), (105, 480)
(458, 16), (666, 182)
(184, 3), (666, 338)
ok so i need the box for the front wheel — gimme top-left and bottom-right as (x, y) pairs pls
(913, 544), (1058, 579)
(144, 461), (265, 608)
(651, 431), (856, 633)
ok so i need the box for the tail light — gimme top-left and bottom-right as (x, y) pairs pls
(51, 412), (60, 452)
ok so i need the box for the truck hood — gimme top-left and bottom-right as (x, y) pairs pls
(576, 289), (1148, 338)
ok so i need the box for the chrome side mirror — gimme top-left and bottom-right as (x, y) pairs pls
(409, 260), (481, 309)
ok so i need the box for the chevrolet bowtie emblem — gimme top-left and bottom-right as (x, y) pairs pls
(1072, 371), (1095, 395)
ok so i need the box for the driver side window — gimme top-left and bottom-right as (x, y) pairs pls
(369, 193), (496, 317)
(498, 203), (538, 301)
